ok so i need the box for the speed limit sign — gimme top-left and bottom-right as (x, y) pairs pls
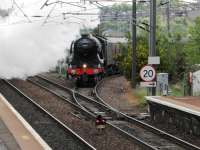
(140, 65), (156, 82)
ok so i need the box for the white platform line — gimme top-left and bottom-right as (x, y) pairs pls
(0, 94), (52, 150)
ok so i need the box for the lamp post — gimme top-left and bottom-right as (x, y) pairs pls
(149, 0), (157, 95)
(132, 0), (137, 88)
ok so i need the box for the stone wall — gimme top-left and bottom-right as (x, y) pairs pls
(148, 102), (200, 136)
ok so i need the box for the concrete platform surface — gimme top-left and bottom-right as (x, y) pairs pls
(0, 117), (20, 150)
(146, 96), (200, 117)
(0, 93), (51, 150)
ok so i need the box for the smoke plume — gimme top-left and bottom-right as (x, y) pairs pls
(0, 8), (10, 18)
(0, 22), (79, 79)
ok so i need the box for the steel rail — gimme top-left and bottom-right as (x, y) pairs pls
(70, 88), (186, 150)
(37, 75), (198, 149)
(3, 79), (96, 150)
(94, 76), (200, 150)
(36, 75), (117, 111)
(72, 89), (157, 150)
(36, 75), (197, 149)
(27, 78), (94, 120)
(31, 75), (157, 150)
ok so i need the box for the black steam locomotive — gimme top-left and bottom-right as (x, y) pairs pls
(67, 34), (107, 86)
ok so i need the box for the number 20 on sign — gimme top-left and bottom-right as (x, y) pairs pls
(140, 65), (156, 82)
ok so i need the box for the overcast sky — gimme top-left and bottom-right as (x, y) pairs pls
(0, 0), (196, 26)
(0, 0), (133, 26)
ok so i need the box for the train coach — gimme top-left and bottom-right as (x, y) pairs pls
(66, 33), (122, 86)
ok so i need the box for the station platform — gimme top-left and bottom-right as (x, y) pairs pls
(0, 94), (51, 150)
(146, 96), (200, 136)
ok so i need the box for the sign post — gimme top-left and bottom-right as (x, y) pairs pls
(140, 65), (157, 95)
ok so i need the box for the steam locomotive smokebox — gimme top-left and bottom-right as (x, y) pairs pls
(157, 73), (169, 96)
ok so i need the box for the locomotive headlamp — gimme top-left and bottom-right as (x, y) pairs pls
(94, 69), (98, 74)
(83, 64), (87, 68)
(71, 69), (76, 74)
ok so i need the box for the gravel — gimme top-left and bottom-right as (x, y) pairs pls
(97, 76), (200, 148)
(0, 80), (91, 150)
(41, 73), (74, 88)
(39, 74), (144, 115)
(36, 73), (199, 149)
(97, 76), (146, 114)
(36, 74), (185, 150)
(11, 79), (141, 150)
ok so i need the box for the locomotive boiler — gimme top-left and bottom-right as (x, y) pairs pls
(67, 34), (106, 86)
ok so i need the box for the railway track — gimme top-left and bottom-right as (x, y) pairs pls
(12, 77), (143, 150)
(27, 76), (148, 149)
(0, 79), (95, 150)
(95, 76), (200, 150)
(27, 75), (200, 150)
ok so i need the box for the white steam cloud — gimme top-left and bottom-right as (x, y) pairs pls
(0, 22), (80, 79)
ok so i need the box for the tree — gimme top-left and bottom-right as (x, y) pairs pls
(114, 32), (148, 80)
(115, 16), (189, 82)
(99, 3), (132, 34)
(157, 17), (188, 81)
(184, 17), (200, 66)
(95, 2), (195, 83)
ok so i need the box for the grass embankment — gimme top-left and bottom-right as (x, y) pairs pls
(169, 82), (184, 97)
(132, 82), (184, 107)
(133, 87), (147, 108)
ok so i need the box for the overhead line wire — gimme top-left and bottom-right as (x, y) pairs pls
(42, 2), (57, 25)
(13, 0), (32, 22)
(41, 0), (86, 9)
